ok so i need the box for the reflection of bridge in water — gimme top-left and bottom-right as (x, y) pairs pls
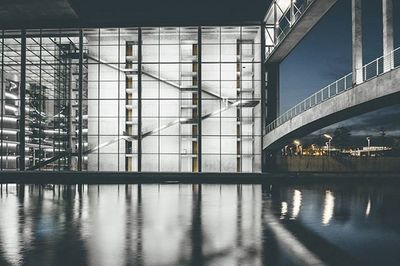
(262, 0), (398, 169)
(2, 183), (393, 265)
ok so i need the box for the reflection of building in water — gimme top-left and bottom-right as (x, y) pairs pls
(292, 189), (302, 218)
(0, 184), (23, 264)
(0, 184), (265, 265)
(3, 184), (400, 265)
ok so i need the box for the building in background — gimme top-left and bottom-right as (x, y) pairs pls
(0, 26), (262, 172)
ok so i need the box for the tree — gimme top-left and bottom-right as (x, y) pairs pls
(333, 126), (351, 149)
(379, 127), (386, 147)
(392, 138), (400, 151)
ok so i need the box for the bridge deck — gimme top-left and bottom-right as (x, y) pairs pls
(263, 51), (400, 150)
(265, 0), (337, 63)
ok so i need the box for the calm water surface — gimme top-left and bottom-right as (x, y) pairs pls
(0, 183), (400, 265)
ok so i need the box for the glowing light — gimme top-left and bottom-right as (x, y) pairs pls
(292, 190), (302, 218)
(366, 199), (371, 217)
(2, 117), (17, 122)
(5, 92), (18, 100)
(5, 105), (18, 113)
(322, 190), (334, 225)
(280, 201), (288, 219)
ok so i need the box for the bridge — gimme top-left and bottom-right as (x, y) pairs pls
(263, 48), (400, 149)
(262, 0), (397, 157)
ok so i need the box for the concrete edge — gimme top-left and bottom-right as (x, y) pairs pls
(0, 171), (399, 184)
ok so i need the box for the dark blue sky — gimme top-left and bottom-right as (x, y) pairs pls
(279, 0), (400, 140)
(280, 0), (399, 113)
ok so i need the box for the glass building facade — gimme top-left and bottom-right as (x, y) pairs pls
(0, 26), (262, 172)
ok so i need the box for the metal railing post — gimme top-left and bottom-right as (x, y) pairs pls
(264, 47), (399, 136)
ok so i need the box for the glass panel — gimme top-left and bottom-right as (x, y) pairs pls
(0, 26), (262, 173)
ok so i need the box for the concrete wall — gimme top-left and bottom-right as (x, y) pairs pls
(252, 27), (262, 172)
(276, 156), (400, 172)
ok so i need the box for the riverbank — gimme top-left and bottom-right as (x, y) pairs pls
(0, 171), (400, 184)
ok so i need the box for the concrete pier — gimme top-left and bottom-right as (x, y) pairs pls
(383, 0), (394, 70)
(352, 0), (363, 84)
(263, 67), (400, 149)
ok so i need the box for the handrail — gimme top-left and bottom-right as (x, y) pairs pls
(265, 47), (400, 134)
(265, 0), (315, 59)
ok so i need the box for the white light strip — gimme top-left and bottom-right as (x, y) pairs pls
(292, 190), (302, 218)
(365, 199), (371, 217)
(0, 129), (18, 134)
(5, 105), (18, 113)
(5, 92), (18, 100)
(1, 117), (18, 122)
(322, 190), (335, 225)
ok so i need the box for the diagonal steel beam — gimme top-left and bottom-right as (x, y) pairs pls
(27, 150), (71, 170)
(83, 99), (259, 155)
(86, 54), (233, 103)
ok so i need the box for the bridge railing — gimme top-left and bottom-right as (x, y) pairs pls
(265, 47), (400, 134)
(266, 0), (315, 59)
(362, 46), (400, 81)
(276, 0), (314, 44)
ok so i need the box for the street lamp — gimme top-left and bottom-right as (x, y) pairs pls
(293, 140), (301, 155)
(325, 142), (329, 155)
(284, 145), (288, 156)
(366, 137), (371, 157)
(324, 134), (333, 156)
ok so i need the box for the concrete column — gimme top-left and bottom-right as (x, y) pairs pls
(352, 0), (363, 84)
(263, 149), (279, 172)
(265, 63), (279, 125)
(197, 27), (202, 172)
(137, 28), (142, 172)
(19, 30), (26, 171)
(274, 0), (278, 45)
(290, 0), (296, 26)
(263, 62), (279, 173)
(77, 30), (83, 171)
(261, 23), (266, 173)
(383, 0), (394, 71)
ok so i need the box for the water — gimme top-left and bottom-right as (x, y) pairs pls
(0, 183), (400, 265)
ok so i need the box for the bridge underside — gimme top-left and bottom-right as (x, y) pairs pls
(263, 67), (400, 151)
(266, 0), (337, 63)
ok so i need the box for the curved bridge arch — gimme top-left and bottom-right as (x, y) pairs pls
(263, 66), (400, 150)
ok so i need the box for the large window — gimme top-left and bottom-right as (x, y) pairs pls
(0, 26), (262, 172)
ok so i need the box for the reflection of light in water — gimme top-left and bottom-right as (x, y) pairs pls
(292, 190), (302, 219)
(322, 190), (335, 225)
(86, 185), (127, 266)
(280, 201), (288, 219)
(0, 185), (21, 265)
(366, 199), (371, 217)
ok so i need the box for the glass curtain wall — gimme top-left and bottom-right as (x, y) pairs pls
(0, 26), (262, 172)
(85, 28), (138, 172)
(0, 29), (86, 171)
(202, 26), (262, 172)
